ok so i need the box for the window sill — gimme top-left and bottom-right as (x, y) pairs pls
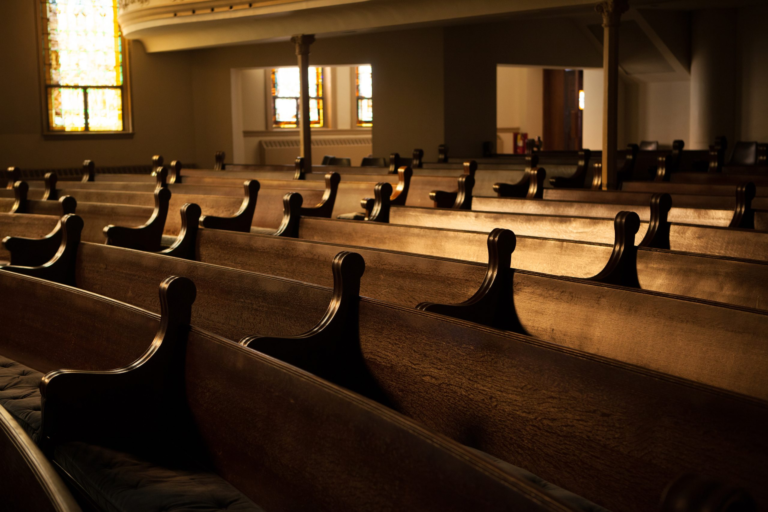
(42, 131), (135, 140)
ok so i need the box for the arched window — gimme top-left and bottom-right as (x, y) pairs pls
(356, 65), (373, 127)
(38, 0), (130, 133)
(271, 67), (324, 128)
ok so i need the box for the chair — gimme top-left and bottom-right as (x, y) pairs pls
(729, 141), (758, 166)
(321, 155), (335, 165)
(361, 157), (387, 167)
(639, 141), (659, 151)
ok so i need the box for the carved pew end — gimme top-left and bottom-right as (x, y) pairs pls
(1, 214), (84, 286)
(417, 228), (520, 332)
(81, 160), (95, 183)
(272, 192), (303, 237)
(590, 211), (641, 288)
(199, 180), (260, 233)
(214, 151), (226, 171)
(161, 203), (202, 260)
(11, 181), (29, 214)
(105, 187), (171, 252)
(5, 167), (21, 190)
(300, 172), (340, 218)
(240, 252), (368, 388)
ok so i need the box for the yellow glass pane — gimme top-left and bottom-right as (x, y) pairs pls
(87, 88), (122, 131)
(48, 87), (85, 131)
(43, 0), (122, 87)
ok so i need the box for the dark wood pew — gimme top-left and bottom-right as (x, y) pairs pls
(474, 195), (737, 228)
(622, 180), (768, 198)
(236, 257), (768, 511)
(4, 237), (767, 509)
(0, 407), (82, 511)
(9, 215), (768, 401)
(0, 273), (563, 512)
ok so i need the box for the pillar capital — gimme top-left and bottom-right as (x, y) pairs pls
(291, 34), (315, 56)
(596, 0), (628, 27)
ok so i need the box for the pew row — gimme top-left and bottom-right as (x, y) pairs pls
(3, 240), (766, 510)
(0, 272), (585, 512)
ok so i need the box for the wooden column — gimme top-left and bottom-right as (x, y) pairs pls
(292, 34), (315, 174)
(596, 0), (628, 190)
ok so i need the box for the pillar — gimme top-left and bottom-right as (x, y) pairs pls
(596, 0), (628, 190)
(690, 9), (737, 150)
(292, 34), (315, 172)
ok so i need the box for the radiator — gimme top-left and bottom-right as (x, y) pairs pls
(259, 136), (373, 165)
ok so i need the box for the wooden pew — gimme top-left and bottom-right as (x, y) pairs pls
(0, 273), (566, 512)
(622, 180), (768, 198)
(382, 196), (768, 261)
(7, 215), (768, 401)
(235, 256), (768, 511)
(474, 194), (738, 228)
(3, 239), (766, 509)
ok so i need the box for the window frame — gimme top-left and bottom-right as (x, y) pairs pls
(354, 64), (372, 128)
(270, 66), (325, 129)
(35, 0), (134, 138)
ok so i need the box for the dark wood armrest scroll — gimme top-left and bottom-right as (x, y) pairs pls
(391, 166), (412, 206)
(294, 157), (305, 180)
(151, 165), (168, 186)
(1, 214), (83, 286)
(661, 474), (756, 512)
(199, 180), (259, 233)
(40, 277), (197, 449)
(367, 183), (392, 222)
(417, 229), (521, 332)
(591, 162), (603, 190)
(388, 153), (400, 174)
(43, 172), (58, 201)
(590, 211), (640, 288)
(654, 155), (672, 182)
(104, 187), (171, 251)
(300, 172), (340, 218)
(241, 252), (372, 392)
(729, 182), (756, 229)
(272, 193), (303, 237)
(639, 193), (672, 249)
(550, 149), (592, 188)
(494, 168), (546, 199)
(167, 161), (182, 184)
(81, 160), (95, 183)
(617, 144), (639, 184)
(411, 148), (424, 168)
(11, 181), (28, 214)
(214, 151), (225, 171)
(160, 203), (202, 260)
(438, 144), (448, 163)
(430, 174), (474, 209)
(359, 197), (375, 220)
(5, 167), (20, 190)
(152, 155), (164, 168)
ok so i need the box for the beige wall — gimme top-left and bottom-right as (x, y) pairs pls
(582, 69), (604, 150)
(189, 27), (445, 165)
(444, 18), (603, 157)
(738, 4), (768, 143)
(0, 0), (196, 169)
(496, 66), (543, 153)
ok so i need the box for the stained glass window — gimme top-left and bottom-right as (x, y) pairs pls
(356, 65), (373, 127)
(271, 67), (324, 128)
(40, 0), (127, 132)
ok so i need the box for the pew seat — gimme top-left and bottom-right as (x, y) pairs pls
(54, 442), (264, 512)
(0, 356), (43, 442)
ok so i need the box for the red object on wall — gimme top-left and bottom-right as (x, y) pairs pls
(514, 133), (528, 154)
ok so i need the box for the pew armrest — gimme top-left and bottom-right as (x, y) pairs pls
(40, 277), (196, 448)
(430, 190), (458, 208)
(300, 172), (340, 218)
(199, 180), (259, 233)
(104, 187), (171, 252)
(3, 224), (63, 267)
(0, 214), (83, 286)
(160, 203), (201, 260)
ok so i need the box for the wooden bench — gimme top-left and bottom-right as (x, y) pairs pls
(475, 194), (739, 228)
(4, 236), (766, 509)
(0, 272), (568, 512)
(8, 214), (768, 403)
